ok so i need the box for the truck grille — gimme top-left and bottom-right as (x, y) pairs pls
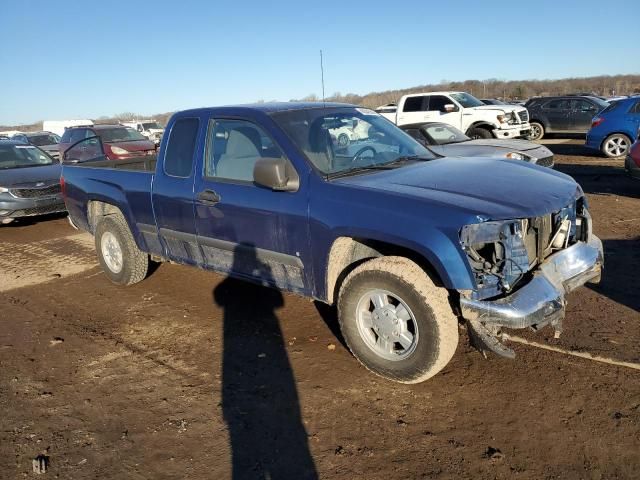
(10, 185), (61, 198)
(518, 110), (529, 123)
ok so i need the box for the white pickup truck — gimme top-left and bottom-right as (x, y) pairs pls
(378, 91), (531, 140)
(121, 120), (165, 145)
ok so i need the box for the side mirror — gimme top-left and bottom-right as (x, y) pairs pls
(444, 104), (457, 113)
(253, 157), (299, 192)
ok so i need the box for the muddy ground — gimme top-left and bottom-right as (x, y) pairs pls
(1, 140), (639, 479)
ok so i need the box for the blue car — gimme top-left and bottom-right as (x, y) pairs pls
(586, 97), (640, 158)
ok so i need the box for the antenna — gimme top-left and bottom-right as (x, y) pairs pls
(320, 50), (326, 105)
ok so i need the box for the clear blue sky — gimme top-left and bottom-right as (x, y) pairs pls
(1, 0), (638, 125)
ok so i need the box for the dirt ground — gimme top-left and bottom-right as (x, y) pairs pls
(1, 140), (639, 479)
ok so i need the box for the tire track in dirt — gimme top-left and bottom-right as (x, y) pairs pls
(0, 232), (97, 292)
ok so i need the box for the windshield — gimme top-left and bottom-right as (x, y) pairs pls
(422, 124), (470, 145)
(98, 127), (148, 142)
(0, 145), (55, 169)
(450, 92), (485, 108)
(271, 107), (434, 176)
(27, 134), (60, 146)
(142, 122), (162, 130)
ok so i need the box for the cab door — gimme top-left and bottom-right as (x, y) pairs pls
(193, 116), (310, 294)
(151, 116), (203, 265)
(425, 95), (462, 129)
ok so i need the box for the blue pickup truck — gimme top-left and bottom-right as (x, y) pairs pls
(61, 103), (604, 383)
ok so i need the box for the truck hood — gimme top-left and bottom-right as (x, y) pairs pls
(0, 163), (62, 187)
(335, 158), (579, 221)
(469, 105), (522, 114)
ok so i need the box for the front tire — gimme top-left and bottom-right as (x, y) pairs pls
(466, 127), (493, 140)
(337, 256), (458, 384)
(95, 215), (148, 285)
(528, 122), (544, 141)
(601, 133), (631, 158)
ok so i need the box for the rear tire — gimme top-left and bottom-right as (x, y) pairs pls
(601, 133), (631, 158)
(466, 127), (493, 140)
(337, 256), (458, 384)
(95, 215), (148, 285)
(528, 122), (544, 141)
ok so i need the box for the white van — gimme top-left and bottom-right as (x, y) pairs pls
(43, 120), (94, 137)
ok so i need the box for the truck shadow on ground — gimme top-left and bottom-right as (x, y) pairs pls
(588, 238), (640, 313)
(213, 244), (318, 480)
(554, 163), (639, 199)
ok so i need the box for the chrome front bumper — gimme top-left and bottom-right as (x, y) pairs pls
(460, 235), (604, 357)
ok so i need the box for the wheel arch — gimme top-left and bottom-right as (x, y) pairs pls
(87, 200), (148, 252)
(465, 122), (495, 134)
(600, 131), (633, 149)
(325, 236), (459, 305)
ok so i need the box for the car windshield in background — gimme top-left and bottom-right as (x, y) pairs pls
(450, 92), (485, 108)
(0, 145), (54, 169)
(27, 134), (60, 146)
(98, 127), (148, 142)
(142, 122), (162, 130)
(423, 124), (470, 145)
(271, 107), (434, 176)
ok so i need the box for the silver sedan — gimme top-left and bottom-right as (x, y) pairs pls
(401, 122), (554, 167)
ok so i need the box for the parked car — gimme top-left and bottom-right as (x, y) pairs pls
(625, 136), (640, 179)
(0, 134), (9, 140)
(400, 122), (554, 167)
(61, 102), (603, 384)
(58, 124), (156, 162)
(379, 91), (531, 140)
(11, 131), (61, 159)
(121, 120), (165, 145)
(0, 141), (65, 224)
(524, 95), (609, 140)
(585, 97), (640, 158)
(480, 99), (507, 105)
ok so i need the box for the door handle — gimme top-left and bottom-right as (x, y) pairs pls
(196, 189), (221, 205)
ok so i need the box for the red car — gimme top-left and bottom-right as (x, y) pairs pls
(59, 124), (156, 162)
(625, 136), (640, 180)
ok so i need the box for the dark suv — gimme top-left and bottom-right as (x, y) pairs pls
(525, 95), (609, 140)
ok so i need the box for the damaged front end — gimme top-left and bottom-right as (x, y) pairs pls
(458, 198), (604, 358)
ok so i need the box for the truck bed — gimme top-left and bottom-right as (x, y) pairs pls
(62, 156), (157, 238)
(68, 156), (157, 172)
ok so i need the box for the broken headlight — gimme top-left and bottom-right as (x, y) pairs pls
(460, 220), (530, 298)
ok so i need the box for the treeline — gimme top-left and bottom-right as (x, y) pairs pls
(3, 74), (639, 131)
(302, 74), (640, 108)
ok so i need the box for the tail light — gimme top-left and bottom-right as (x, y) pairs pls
(591, 117), (604, 128)
(60, 175), (66, 197)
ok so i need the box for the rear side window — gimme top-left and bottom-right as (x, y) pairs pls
(403, 96), (425, 112)
(544, 99), (570, 110)
(629, 101), (640, 114)
(164, 118), (199, 177)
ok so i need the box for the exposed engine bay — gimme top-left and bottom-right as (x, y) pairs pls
(460, 197), (591, 301)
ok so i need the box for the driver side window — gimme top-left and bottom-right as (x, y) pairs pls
(427, 95), (453, 112)
(204, 119), (285, 182)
